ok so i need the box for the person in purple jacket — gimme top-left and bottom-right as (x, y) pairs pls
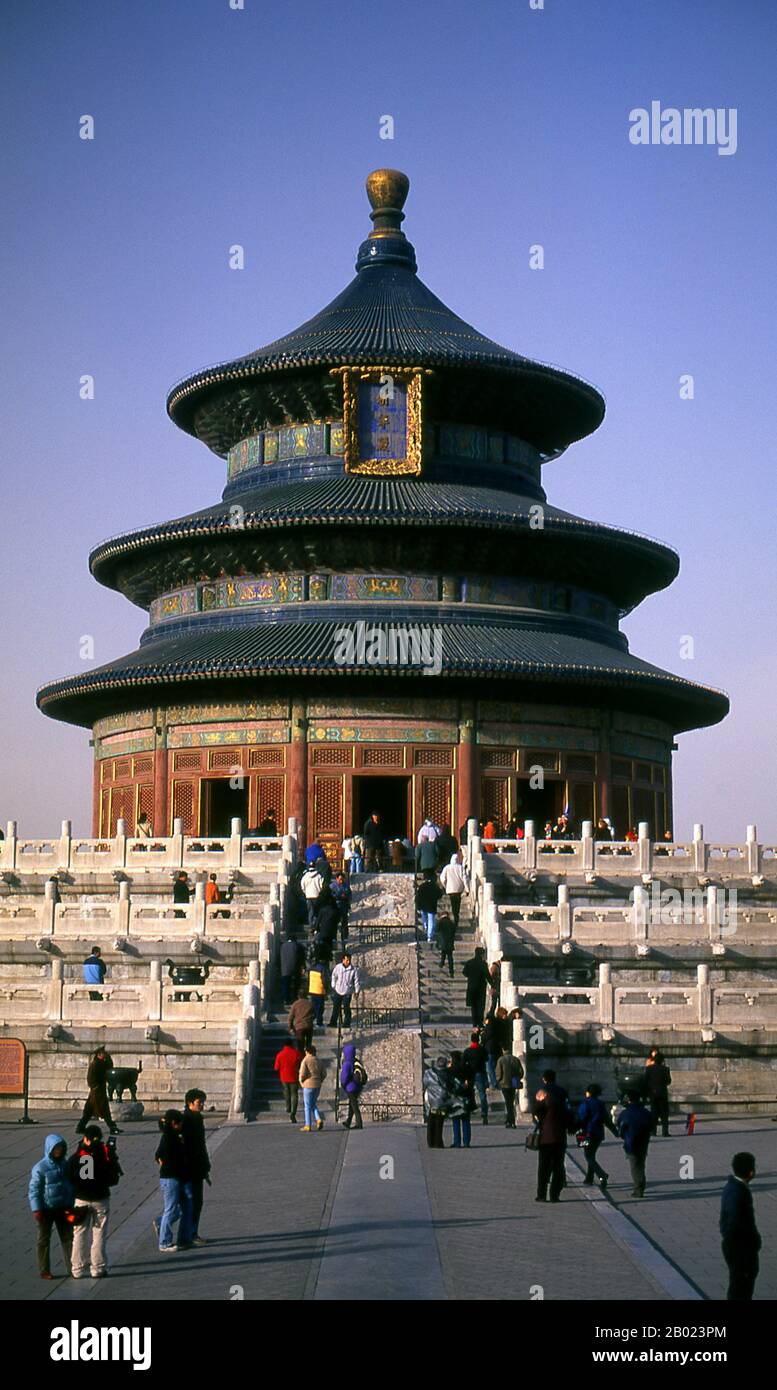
(340, 1042), (366, 1130)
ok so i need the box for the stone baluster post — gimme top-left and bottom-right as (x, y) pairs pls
(638, 821), (651, 875)
(229, 816), (243, 869)
(693, 823), (706, 875)
(114, 818), (127, 871)
(523, 819), (537, 872)
(118, 878), (131, 936)
(58, 819), (72, 872)
(148, 959), (162, 1021)
(697, 962), (712, 1026)
(287, 816), (299, 840)
(43, 876), (57, 937)
(194, 878), (206, 935)
(514, 1013), (531, 1113)
(598, 961), (614, 1026)
(5, 820), (18, 872)
(558, 883), (571, 941)
(581, 820), (594, 874)
(171, 817), (184, 869)
(466, 816), (479, 876)
(746, 824), (760, 876)
(47, 955), (64, 1020)
(706, 885), (720, 942)
(632, 884), (649, 943)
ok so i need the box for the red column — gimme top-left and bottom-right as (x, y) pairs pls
(287, 700), (308, 842)
(457, 717), (479, 835)
(153, 746), (168, 836)
(91, 755), (101, 836)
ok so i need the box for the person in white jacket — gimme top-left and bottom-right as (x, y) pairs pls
(439, 852), (468, 927)
(301, 866), (325, 927)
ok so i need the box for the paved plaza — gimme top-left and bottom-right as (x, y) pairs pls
(3, 1109), (774, 1302)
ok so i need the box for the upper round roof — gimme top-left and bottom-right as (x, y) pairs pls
(166, 170), (605, 457)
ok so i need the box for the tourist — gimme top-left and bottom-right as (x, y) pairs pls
(298, 1044), (327, 1131)
(274, 1036), (302, 1123)
(423, 1056), (451, 1148)
(447, 1051), (475, 1148)
(417, 869), (443, 945)
(305, 835), (326, 867)
(482, 1005), (510, 1088)
(154, 1110), (194, 1252)
(463, 946), (491, 1027)
(482, 818), (497, 852)
(135, 810), (153, 838)
(76, 1045), (119, 1136)
(301, 861), (326, 927)
(349, 831), (365, 874)
(329, 952), (361, 1029)
(28, 1133), (74, 1280)
(288, 990), (315, 1052)
(280, 935), (304, 1007)
(82, 945), (106, 1002)
(173, 870), (191, 918)
(439, 850), (467, 926)
(389, 838), (406, 871)
(181, 1089), (211, 1245)
(362, 811), (385, 871)
(257, 808), (278, 839)
(417, 817), (440, 844)
(533, 1070), (571, 1203)
(341, 833), (355, 874)
(644, 1046), (672, 1136)
(720, 1152), (761, 1301)
(576, 1083), (617, 1187)
(330, 871), (352, 943)
(618, 1089), (653, 1198)
(415, 834), (440, 873)
(308, 954), (330, 1026)
(495, 1044), (523, 1128)
(436, 913), (456, 978)
(436, 823), (459, 862)
(205, 872), (233, 918)
(67, 1123), (122, 1278)
(462, 1029), (489, 1124)
(487, 961), (502, 1016)
(340, 1042), (367, 1130)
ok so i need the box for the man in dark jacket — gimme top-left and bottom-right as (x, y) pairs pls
(532, 1069), (571, 1202)
(415, 838), (439, 873)
(362, 812), (385, 871)
(644, 1047), (672, 1136)
(436, 914), (456, 978)
(172, 871), (191, 917)
(461, 1031), (490, 1123)
(423, 1057), (451, 1148)
(280, 936), (303, 1007)
(618, 1090), (654, 1197)
(720, 1152), (761, 1300)
(463, 947), (491, 1027)
(417, 871), (443, 945)
(181, 1089), (211, 1245)
(67, 1124), (121, 1278)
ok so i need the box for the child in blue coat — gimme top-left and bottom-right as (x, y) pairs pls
(28, 1133), (74, 1279)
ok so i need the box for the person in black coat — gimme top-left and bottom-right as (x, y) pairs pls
(532, 1070), (571, 1203)
(618, 1090), (653, 1197)
(644, 1047), (672, 1136)
(720, 1152), (761, 1300)
(181, 1089), (211, 1246)
(436, 914), (456, 978)
(362, 812), (385, 871)
(462, 947), (491, 1027)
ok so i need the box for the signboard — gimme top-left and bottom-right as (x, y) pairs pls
(337, 365), (424, 476)
(0, 1038), (26, 1096)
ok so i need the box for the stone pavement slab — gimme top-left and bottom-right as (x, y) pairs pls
(313, 1124), (446, 1300)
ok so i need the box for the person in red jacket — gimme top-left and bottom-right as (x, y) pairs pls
(274, 1039), (302, 1124)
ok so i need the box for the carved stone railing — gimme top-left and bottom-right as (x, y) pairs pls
(0, 817), (298, 875)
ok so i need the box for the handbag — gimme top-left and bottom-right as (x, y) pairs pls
(525, 1126), (541, 1151)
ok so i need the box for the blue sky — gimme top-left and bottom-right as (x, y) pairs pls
(1, 0), (775, 837)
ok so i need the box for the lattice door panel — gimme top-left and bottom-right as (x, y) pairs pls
(109, 784), (135, 836)
(421, 776), (451, 829)
(137, 784), (155, 830)
(312, 775), (344, 865)
(255, 776), (285, 828)
(481, 777), (509, 829)
(172, 780), (196, 834)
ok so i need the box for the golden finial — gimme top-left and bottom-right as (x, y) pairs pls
(365, 169), (410, 239)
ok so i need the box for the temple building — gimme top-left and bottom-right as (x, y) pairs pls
(38, 170), (728, 853)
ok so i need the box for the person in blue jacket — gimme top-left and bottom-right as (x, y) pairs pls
(577, 1082), (617, 1189)
(28, 1133), (74, 1280)
(618, 1090), (654, 1197)
(82, 945), (107, 1001)
(340, 1041), (365, 1130)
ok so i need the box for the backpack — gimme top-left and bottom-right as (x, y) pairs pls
(353, 1059), (368, 1088)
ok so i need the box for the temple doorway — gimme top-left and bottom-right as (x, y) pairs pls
(514, 778), (564, 832)
(202, 778), (249, 836)
(352, 775), (411, 841)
